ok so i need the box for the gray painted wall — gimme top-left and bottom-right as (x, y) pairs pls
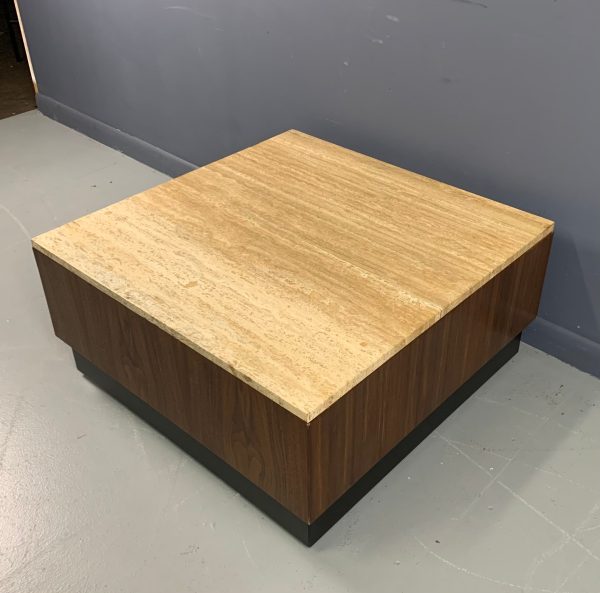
(20, 0), (600, 375)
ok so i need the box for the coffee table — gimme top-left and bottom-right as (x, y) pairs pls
(32, 130), (553, 545)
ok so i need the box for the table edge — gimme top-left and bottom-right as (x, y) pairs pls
(31, 221), (552, 422)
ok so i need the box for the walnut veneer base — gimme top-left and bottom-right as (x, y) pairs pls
(33, 232), (551, 546)
(73, 336), (520, 546)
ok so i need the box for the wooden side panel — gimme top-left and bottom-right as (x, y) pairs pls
(34, 251), (310, 522)
(308, 235), (552, 521)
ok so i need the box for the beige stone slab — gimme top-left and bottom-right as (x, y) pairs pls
(32, 130), (553, 421)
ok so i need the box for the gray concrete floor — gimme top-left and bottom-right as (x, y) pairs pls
(1, 110), (600, 593)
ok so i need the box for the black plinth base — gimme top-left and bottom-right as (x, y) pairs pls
(73, 334), (520, 546)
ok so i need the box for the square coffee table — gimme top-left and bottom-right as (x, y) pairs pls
(33, 130), (553, 545)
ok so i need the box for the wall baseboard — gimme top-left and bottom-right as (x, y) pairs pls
(36, 93), (197, 178)
(523, 317), (599, 378)
(35, 93), (599, 380)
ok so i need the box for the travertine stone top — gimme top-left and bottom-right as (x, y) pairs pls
(33, 131), (553, 421)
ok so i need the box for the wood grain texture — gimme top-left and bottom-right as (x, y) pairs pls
(34, 250), (310, 522)
(307, 234), (552, 521)
(32, 130), (554, 421)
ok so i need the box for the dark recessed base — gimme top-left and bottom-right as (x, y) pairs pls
(73, 334), (520, 546)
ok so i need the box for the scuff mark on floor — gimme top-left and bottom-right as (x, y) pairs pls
(451, 0), (488, 8)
